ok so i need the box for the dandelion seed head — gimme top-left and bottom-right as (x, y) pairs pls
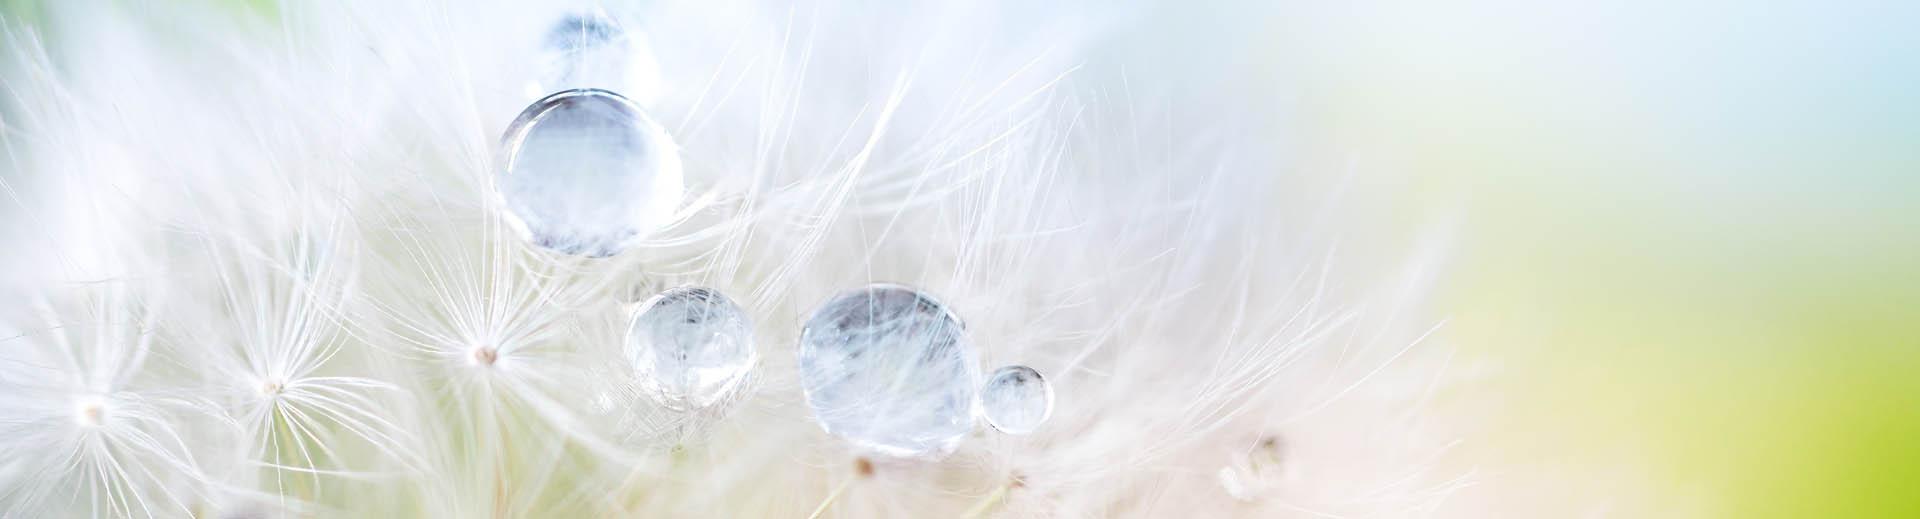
(472, 345), (500, 367)
(73, 396), (109, 428)
(256, 379), (284, 398)
(0, 0), (1474, 516)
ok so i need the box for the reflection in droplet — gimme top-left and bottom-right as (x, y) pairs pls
(798, 284), (979, 458)
(626, 287), (756, 410)
(498, 89), (682, 257)
(979, 365), (1053, 435)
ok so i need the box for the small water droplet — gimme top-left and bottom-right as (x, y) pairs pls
(627, 287), (756, 410)
(499, 88), (682, 257)
(534, 13), (663, 104)
(798, 284), (979, 458)
(980, 365), (1053, 435)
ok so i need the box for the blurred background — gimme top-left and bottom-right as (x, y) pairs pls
(1243, 1), (1920, 516)
(1054, 0), (1920, 515)
(4, 0), (1916, 516)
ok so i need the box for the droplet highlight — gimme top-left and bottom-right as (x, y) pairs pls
(798, 284), (979, 458)
(626, 287), (756, 410)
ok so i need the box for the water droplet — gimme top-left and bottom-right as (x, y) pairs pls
(534, 13), (663, 104)
(626, 287), (755, 410)
(499, 88), (682, 257)
(798, 284), (979, 458)
(980, 365), (1053, 435)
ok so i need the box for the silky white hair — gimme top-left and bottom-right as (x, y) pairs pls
(0, 0), (1468, 517)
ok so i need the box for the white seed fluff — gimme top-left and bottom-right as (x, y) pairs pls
(0, 1), (1473, 516)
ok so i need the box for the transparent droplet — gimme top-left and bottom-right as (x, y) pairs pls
(499, 88), (683, 257)
(533, 13), (664, 104)
(798, 284), (979, 458)
(626, 287), (756, 410)
(979, 365), (1053, 435)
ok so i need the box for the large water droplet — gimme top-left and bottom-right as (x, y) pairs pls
(798, 284), (979, 458)
(626, 287), (755, 410)
(499, 88), (682, 257)
(979, 365), (1053, 435)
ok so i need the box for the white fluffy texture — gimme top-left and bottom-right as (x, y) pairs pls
(0, 0), (1470, 517)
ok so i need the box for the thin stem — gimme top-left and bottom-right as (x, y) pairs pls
(808, 478), (853, 519)
(961, 482), (1012, 519)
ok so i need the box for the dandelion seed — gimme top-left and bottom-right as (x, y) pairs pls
(498, 88), (683, 257)
(472, 345), (500, 367)
(257, 379), (284, 398)
(626, 286), (756, 410)
(0, 293), (205, 517)
(979, 365), (1053, 435)
(798, 284), (978, 458)
(0, 1), (1464, 515)
(73, 396), (108, 427)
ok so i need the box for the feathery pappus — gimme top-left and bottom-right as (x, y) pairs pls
(0, 1), (1473, 517)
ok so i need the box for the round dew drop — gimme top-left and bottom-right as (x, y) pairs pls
(498, 88), (682, 257)
(979, 365), (1054, 435)
(534, 13), (663, 104)
(626, 287), (756, 410)
(798, 284), (980, 458)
